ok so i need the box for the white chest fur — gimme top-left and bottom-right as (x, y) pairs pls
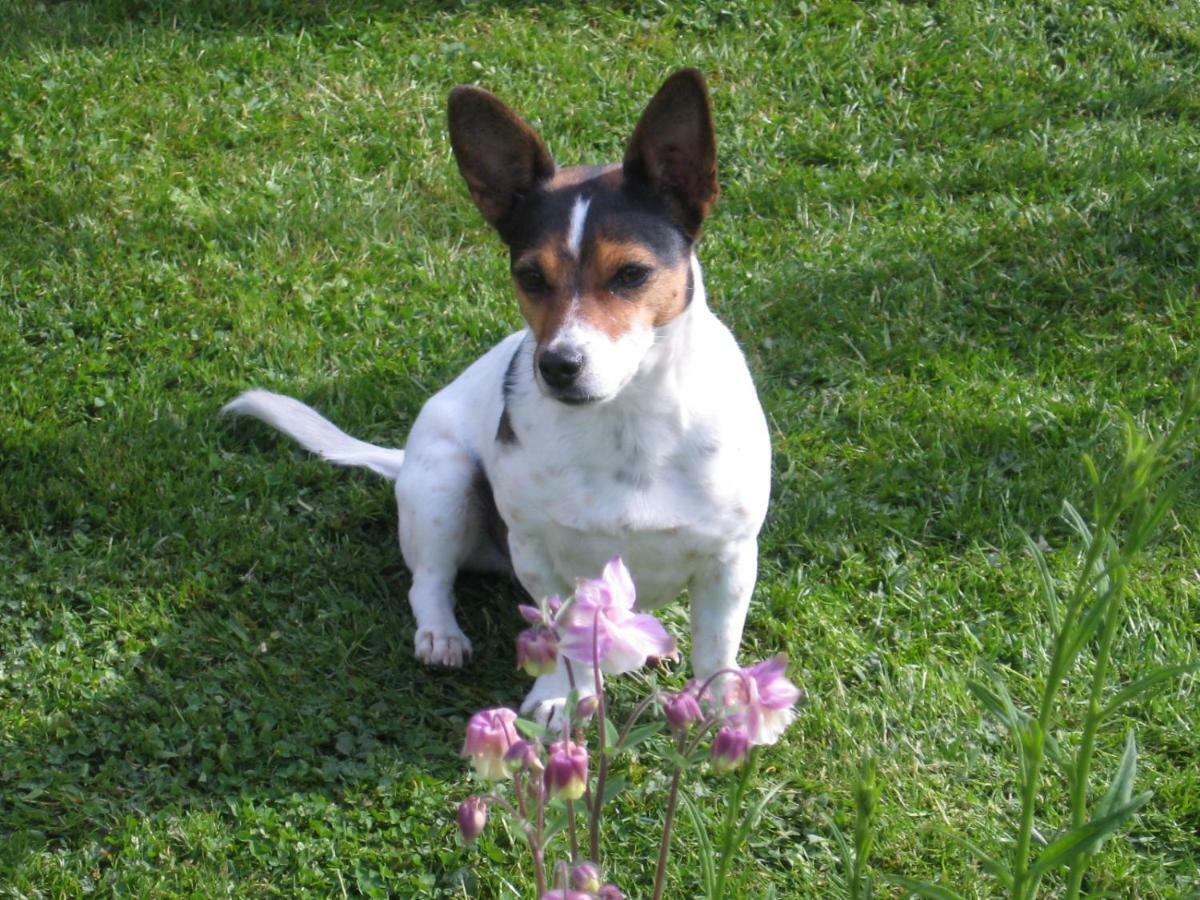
(484, 279), (770, 607)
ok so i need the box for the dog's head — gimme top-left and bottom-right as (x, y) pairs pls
(448, 69), (718, 405)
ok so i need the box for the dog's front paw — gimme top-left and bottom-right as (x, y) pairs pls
(414, 625), (472, 668)
(519, 672), (594, 728)
(521, 694), (569, 728)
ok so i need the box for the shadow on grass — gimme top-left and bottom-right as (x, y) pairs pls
(2, 396), (529, 883)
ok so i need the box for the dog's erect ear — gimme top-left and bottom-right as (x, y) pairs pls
(447, 86), (555, 231)
(623, 69), (719, 239)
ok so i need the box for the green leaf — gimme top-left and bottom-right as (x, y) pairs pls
(883, 874), (967, 900)
(616, 720), (664, 753)
(935, 828), (1013, 889)
(1027, 792), (1152, 881)
(828, 821), (855, 892)
(1067, 589), (1119, 662)
(679, 792), (715, 897)
(967, 678), (1019, 734)
(731, 779), (791, 858)
(1024, 529), (1061, 630)
(1094, 731), (1138, 822)
(1061, 499), (1094, 546)
(603, 715), (620, 749)
(515, 718), (551, 740)
(1101, 662), (1199, 719)
(600, 772), (627, 806)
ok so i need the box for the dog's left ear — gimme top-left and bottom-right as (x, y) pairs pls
(623, 68), (719, 240)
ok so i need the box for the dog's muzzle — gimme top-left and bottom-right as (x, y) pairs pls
(538, 347), (585, 391)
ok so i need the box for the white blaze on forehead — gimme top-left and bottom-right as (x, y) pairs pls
(567, 195), (591, 258)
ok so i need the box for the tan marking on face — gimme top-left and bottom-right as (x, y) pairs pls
(513, 209), (690, 353)
(573, 237), (691, 338)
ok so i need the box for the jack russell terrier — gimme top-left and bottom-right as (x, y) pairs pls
(224, 68), (770, 720)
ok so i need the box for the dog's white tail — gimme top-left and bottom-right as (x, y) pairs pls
(222, 390), (406, 480)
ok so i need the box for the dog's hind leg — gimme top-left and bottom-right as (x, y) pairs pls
(393, 443), (487, 668)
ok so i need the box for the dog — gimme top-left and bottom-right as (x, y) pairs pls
(224, 69), (770, 720)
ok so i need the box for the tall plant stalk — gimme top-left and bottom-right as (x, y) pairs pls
(883, 383), (1199, 900)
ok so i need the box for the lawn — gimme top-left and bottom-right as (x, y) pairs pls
(2, 0), (1198, 896)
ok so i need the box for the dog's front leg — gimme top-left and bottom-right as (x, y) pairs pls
(688, 539), (759, 681)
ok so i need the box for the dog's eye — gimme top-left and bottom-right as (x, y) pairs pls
(609, 264), (651, 292)
(515, 267), (550, 295)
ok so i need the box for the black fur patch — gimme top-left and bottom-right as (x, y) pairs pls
(497, 338), (525, 446)
(501, 176), (691, 267)
(471, 464), (509, 560)
(496, 408), (518, 445)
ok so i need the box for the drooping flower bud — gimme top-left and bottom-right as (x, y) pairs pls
(710, 725), (751, 773)
(663, 689), (703, 733)
(574, 694), (599, 721)
(571, 861), (602, 892)
(544, 739), (589, 801)
(504, 738), (544, 775)
(517, 625), (558, 677)
(518, 604), (544, 624)
(461, 707), (519, 781)
(598, 885), (625, 900)
(456, 796), (488, 844)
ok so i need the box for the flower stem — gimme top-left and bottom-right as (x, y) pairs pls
(1065, 564), (1128, 899)
(713, 747), (758, 900)
(588, 608), (607, 863)
(566, 797), (580, 861)
(651, 735), (688, 900)
(479, 792), (545, 895)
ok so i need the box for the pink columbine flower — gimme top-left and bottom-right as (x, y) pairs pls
(517, 625), (558, 677)
(558, 557), (677, 675)
(710, 725), (751, 773)
(539, 892), (592, 900)
(461, 707), (519, 780)
(723, 654), (802, 746)
(598, 886), (625, 900)
(663, 687), (703, 734)
(544, 738), (589, 801)
(456, 796), (488, 844)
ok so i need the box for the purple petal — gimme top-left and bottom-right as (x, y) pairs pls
(601, 557), (636, 610)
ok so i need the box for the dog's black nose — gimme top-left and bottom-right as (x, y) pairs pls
(539, 348), (584, 389)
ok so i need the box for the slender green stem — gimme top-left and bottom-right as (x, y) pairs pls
(566, 797), (579, 861)
(1064, 567), (1128, 899)
(1011, 514), (1115, 899)
(713, 747), (758, 900)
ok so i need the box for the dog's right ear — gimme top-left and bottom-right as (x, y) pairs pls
(448, 86), (555, 231)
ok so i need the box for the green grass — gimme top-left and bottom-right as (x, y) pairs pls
(2, 0), (1198, 896)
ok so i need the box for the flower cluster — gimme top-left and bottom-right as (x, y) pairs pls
(455, 557), (804, 898)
